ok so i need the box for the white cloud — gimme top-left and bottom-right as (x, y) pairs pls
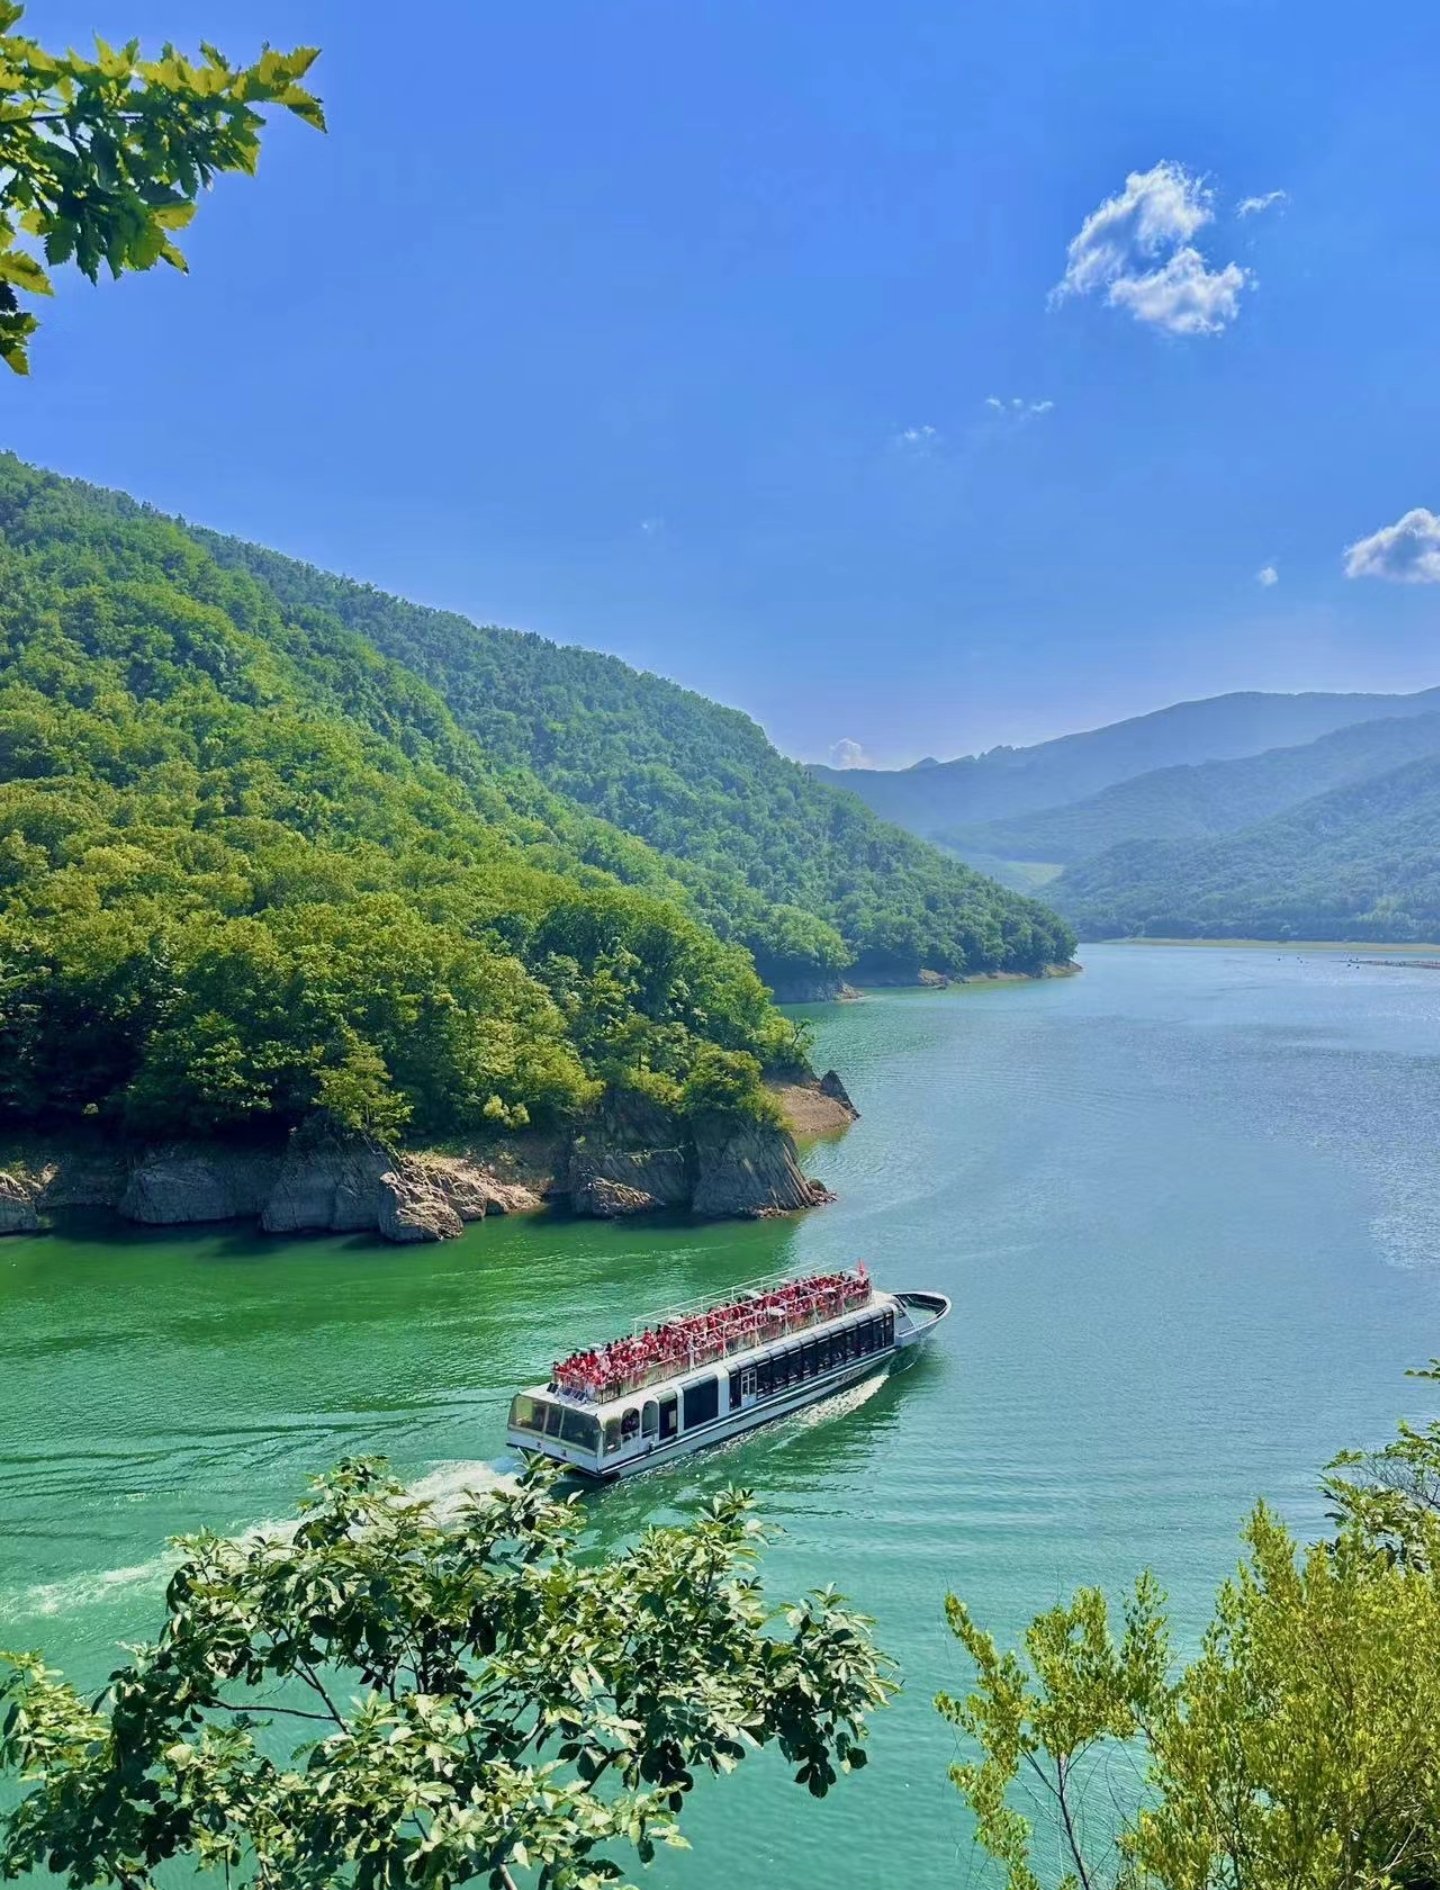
(1344, 508), (1440, 584)
(984, 395), (1054, 417)
(1106, 247), (1248, 336)
(828, 738), (872, 770)
(639, 516), (663, 536)
(1053, 160), (1251, 336)
(897, 423), (939, 447)
(1237, 189), (1286, 217)
(1257, 564), (1279, 587)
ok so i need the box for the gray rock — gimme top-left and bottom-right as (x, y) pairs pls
(566, 1097), (689, 1217)
(120, 1148), (280, 1226)
(818, 1069), (859, 1118)
(0, 1170), (41, 1235)
(574, 1175), (659, 1217)
(690, 1117), (832, 1219)
(414, 1155), (542, 1221)
(377, 1169), (465, 1243)
(260, 1134), (392, 1235)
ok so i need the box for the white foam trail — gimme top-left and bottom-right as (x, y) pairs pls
(790, 1370), (889, 1430)
(11, 1551), (178, 1619)
(4, 1461), (520, 1625)
(406, 1458), (520, 1520)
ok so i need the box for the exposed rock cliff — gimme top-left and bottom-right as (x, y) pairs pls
(566, 1097), (690, 1216)
(0, 1171), (41, 1235)
(0, 1094), (835, 1242)
(690, 1115), (834, 1217)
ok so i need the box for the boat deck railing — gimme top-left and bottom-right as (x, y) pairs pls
(553, 1268), (874, 1404)
(626, 1264), (856, 1337)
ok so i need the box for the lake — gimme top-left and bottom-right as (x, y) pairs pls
(4, 941), (1440, 1883)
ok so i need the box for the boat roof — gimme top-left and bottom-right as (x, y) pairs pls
(520, 1289), (897, 1416)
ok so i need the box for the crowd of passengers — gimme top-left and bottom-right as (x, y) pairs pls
(551, 1266), (871, 1403)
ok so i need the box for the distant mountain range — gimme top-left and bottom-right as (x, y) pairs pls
(809, 686), (1440, 830)
(812, 687), (1440, 941)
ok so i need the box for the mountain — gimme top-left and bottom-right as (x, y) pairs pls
(1053, 754), (1440, 941)
(938, 711), (1440, 868)
(189, 526), (1075, 991)
(810, 687), (1440, 834)
(0, 454), (1072, 1158)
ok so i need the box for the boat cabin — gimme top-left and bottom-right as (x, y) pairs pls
(508, 1294), (898, 1477)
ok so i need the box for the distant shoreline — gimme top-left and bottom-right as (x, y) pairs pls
(1098, 937), (1440, 955)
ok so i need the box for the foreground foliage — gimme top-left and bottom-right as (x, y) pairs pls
(0, 1458), (891, 1889)
(0, 457), (803, 1140)
(938, 1371), (1440, 1889)
(0, 5), (323, 373)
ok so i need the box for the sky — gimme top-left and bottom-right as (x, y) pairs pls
(8, 0), (1440, 768)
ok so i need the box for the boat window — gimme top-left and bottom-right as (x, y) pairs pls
(622, 1408), (640, 1441)
(509, 1395), (551, 1433)
(729, 1370), (743, 1411)
(603, 1418), (621, 1455)
(741, 1365), (757, 1397)
(803, 1340), (819, 1377)
(544, 1402), (566, 1435)
(882, 1311), (894, 1346)
(560, 1407), (600, 1451)
(756, 1356), (773, 1395)
(660, 1395), (678, 1441)
(641, 1400), (658, 1437)
(683, 1376), (720, 1430)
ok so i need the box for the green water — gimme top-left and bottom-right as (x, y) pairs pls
(5, 942), (1440, 1883)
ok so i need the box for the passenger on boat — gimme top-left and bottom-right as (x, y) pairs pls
(550, 1265), (870, 1402)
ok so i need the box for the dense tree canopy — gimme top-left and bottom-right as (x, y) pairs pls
(0, 458), (804, 1142)
(0, 1458), (891, 1889)
(0, 7), (322, 373)
(192, 528), (1076, 986)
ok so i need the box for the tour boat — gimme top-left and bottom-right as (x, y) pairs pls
(506, 1265), (950, 1480)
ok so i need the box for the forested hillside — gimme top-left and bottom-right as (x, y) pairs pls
(941, 711), (1440, 867)
(1054, 754), (1440, 940)
(0, 454), (1072, 1152)
(810, 686), (1440, 834)
(0, 458), (805, 1143)
(189, 530), (1074, 987)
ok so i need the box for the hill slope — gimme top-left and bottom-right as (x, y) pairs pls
(1052, 754), (1440, 941)
(0, 456), (809, 1145)
(939, 711), (1440, 867)
(188, 530), (1075, 988)
(810, 687), (1440, 834)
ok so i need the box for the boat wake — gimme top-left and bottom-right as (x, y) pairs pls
(3, 1459), (522, 1625)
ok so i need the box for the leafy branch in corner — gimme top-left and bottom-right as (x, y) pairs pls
(0, 2), (324, 373)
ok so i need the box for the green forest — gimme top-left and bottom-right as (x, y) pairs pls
(1055, 754), (1440, 940)
(0, 456), (1072, 1150)
(191, 525), (1074, 989)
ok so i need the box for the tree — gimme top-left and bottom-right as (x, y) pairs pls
(938, 1386), (1440, 1890)
(0, 1457), (891, 1890)
(0, 4), (324, 373)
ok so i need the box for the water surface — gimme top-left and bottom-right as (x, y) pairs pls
(4, 943), (1440, 1883)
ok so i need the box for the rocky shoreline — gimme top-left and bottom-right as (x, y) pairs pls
(0, 1073), (857, 1245)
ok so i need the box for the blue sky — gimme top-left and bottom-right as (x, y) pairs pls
(9, 0), (1440, 765)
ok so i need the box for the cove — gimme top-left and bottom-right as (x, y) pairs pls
(4, 942), (1440, 1885)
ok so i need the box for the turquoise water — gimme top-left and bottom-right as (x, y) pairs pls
(4, 942), (1440, 1883)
